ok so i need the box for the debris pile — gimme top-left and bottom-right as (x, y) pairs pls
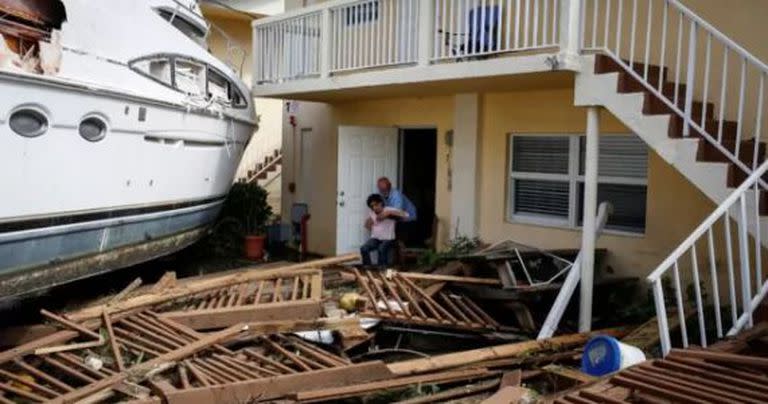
(0, 251), (764, 403)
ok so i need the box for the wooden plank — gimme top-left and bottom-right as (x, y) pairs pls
(387, 328), (627, 376)
(670, 348), (768, 369)
(397, 379), (500, 404)
(39, 310), (101, 340)
(108, 278), (143, 305)
(68, 255), (355, 321)
(160, 300), (323, 330)
(400, 272), (501, 286)
(161, 362), (394, 404)
(33, 338), (105, 355)
(103, 311), (124, 372)
(481, 386), (532, 404)
(295, 368), (494, 402)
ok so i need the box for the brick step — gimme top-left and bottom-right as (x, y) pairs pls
(594, 54), (668, 85)
(697, 138), (766, 166)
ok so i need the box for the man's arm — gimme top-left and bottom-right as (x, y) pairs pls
(377, 207), (409, 221)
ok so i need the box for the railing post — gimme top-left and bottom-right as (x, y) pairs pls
(418, 0), (435, 66)
(579, 106), (600, 333)
(252, 23), (262, 84)
(738, 194), (754, 329)
(320, 8), (332, 78)
(559, 0), (583, 57)
(683, 20), (697, 137)
(652, 281), (672, 357)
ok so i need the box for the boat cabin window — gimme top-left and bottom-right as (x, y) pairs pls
(131, 57), (173, 85)
(175, 59), (207, 96)
(207, 68), (248, 108)
(130, 55), (248, 108)
(156, 8), (207, 46)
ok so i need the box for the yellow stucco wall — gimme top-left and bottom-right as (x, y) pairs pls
(307, 87), (731, 281)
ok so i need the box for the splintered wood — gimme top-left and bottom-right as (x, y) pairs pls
(353, 269), (500, 331)
(154, 271), (323, 330)
(0, 310), (242, 403)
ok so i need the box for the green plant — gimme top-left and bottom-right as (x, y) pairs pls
(222, 182), (273, 236)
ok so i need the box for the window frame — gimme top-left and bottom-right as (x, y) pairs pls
(129, 54), (249, 109)
(506, 133), (648, 236)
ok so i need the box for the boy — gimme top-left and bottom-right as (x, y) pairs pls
(361, 193), (409, 267)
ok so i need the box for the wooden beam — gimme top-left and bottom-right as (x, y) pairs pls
(400, 272), (501, 286)
(295, 368), (494, 402)
(160, 362), (394, 404)
(160, 300), (323, 330)
(387, 328), (628, 376)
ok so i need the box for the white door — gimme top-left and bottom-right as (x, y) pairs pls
(336, 126), (399, 255)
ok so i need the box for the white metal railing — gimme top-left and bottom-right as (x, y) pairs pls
(252, 0), (574, 85)
(648, 159), (768, 356)
(433, 0), (562, 61)
(330, 0), (420, 72)
(254, 11), (322, 83)
(582, 0), (768, 186)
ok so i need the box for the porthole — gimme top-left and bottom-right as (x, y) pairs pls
(9, 109), (48, 138)
(79, 116), (107, 142)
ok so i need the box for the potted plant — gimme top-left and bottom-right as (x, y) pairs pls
(221, 182), (273, 260)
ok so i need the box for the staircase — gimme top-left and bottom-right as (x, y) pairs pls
(243, 149), (283, 187)
(574, 0), (768, 354)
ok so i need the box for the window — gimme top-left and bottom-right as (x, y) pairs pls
(174, 59), (206, 96)
(130, 55), (247, 108)
(508, 134), (648, 233)
(156, 8), (207, 46)
(131, 57), (173, 86)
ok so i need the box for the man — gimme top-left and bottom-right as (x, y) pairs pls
(369, 177), (418, 247)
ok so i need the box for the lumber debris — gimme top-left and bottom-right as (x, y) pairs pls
(353, 268), (501, 331)
(387, 328), (628, 376)
(68, 254), (358, 321)
(555, 348), (768, 404)
(155, 270), (324, 330)
(108, 277), (143, 306)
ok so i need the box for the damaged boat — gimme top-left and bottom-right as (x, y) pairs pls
(0, 0), (257, 298)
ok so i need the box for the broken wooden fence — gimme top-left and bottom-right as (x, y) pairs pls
(353, 268), (501, 331)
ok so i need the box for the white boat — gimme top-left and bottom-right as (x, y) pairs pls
(0, 0), (257, 298)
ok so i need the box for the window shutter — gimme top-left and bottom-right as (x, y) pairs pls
(578, 183), (647, 232)
(514, 180), (570, 218)
(580, 136), (648, 178)
(512, 136), (570, 174)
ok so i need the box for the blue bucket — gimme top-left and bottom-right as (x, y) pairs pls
(581, 335), (646, 376)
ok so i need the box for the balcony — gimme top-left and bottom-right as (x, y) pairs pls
(252, 0), (583, 100)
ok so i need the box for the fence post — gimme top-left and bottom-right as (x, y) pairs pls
(320, 8), (332, 78)
(418, 0), (435, 66)
(560, 0), (583, 57)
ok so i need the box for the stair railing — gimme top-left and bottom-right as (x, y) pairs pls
(581, 0), (768, 188)
(647, 158), (768, 356)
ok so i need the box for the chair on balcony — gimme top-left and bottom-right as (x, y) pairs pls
(439, 5), (502, 60)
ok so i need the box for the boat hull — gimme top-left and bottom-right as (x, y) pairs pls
(0, 73), (255, 298)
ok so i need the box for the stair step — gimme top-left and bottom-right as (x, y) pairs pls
(594, 54), (668, 84)
(727, 164), (768, 193)
(257, 172), (268, 180)
(643, 91), (715, 119)
(668, 115), (739, 141)
(697, 138), (766, 166)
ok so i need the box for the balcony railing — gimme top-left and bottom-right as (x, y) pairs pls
(253, 0), (575, 85)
